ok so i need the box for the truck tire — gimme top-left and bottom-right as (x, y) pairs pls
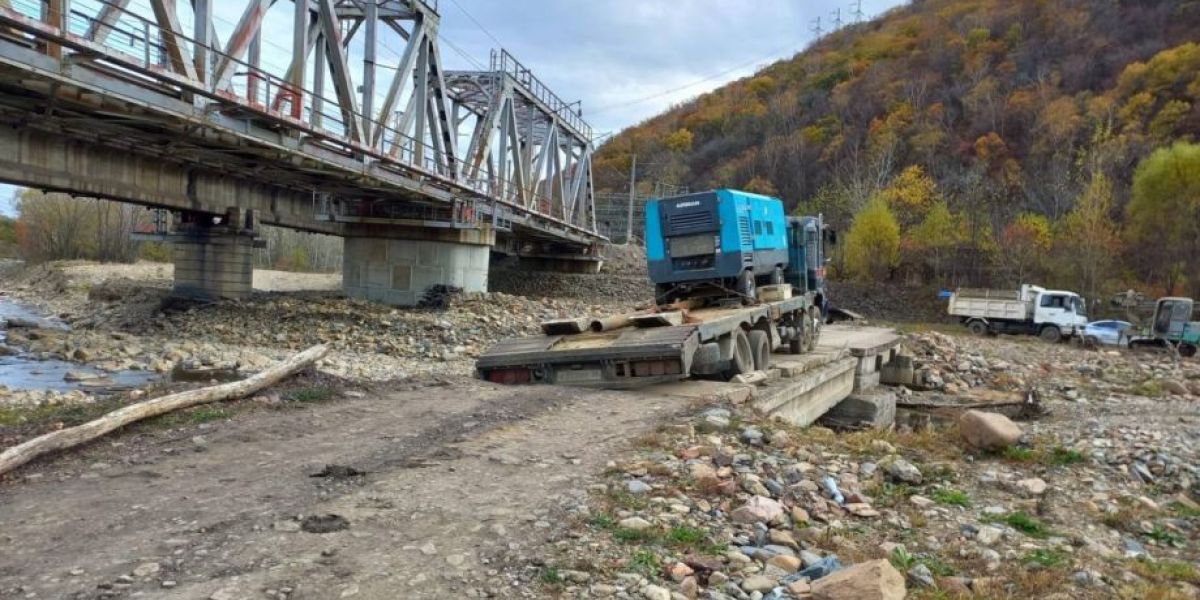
(806, 307), (820, 352)
(737, 269), (756, 305)
(654, 283), (673, 305)
(770, 267), (784, 286)
(788, 311), (804, 354)
(722, 329), (754, 380)
(967, 320), (988, 336)
(748, 330), (771, 370)
(1039, 325), (1062, 343)
(1180, 343), (1197, 358)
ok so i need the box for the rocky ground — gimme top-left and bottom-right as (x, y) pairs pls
(0, 260), (640, 409)
(2, 257), (1200, 599)
(521, 332), (1200, 599)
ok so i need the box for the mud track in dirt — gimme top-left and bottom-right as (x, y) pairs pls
(0, 379), (692, 599)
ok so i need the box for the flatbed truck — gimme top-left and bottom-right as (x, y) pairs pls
(476, 189), (831, 389)
(476, 295), (819, 389)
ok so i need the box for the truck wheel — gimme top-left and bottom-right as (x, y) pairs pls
(1180, 343), (1197, 358)
(654, 283), (673, 305)
(770, 267), (784, 286)
(789, 312), (804, 354)
(737, 270), (756, 305)
(1039, 325), (1062, 343)
(967, 320), (988, 336)
(748, 330), (771, 370)
(722, 329), (753, 380)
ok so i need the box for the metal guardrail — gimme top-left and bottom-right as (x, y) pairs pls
(491, 48), (590, 138)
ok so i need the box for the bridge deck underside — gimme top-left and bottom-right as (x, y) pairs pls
(0, 7), (603, 250)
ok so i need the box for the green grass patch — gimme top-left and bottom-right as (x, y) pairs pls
(890, 548), (956, 576)
(930, 488), (971, 507)
(186, 406), (229, 424)
(539, 566), (562, 584)
(605, 489), (649, 511)
(1044, 446), (1086, 466)
(1023, 549), (1066, 568)
(1001, 446), (1035, 462)
(666, 525), (705, 546)
(991, 511), (1054, 538)
(1132, 560), (1200, 584)
(630, 549), (661, 577)
(0, 397), (123, 429)
(612, 527), (660, 544)
(1144, 525), (1185, 545)
(1170, 502), (1200, 518)
(588, 513), (616, 529)
(1134, 379), (1165, 397)
(286, 385), (334, 403)
(868, 481), (916, 507)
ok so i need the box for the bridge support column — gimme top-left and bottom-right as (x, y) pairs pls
(171, 209), (259, 301)
(342, 226), (495, 306)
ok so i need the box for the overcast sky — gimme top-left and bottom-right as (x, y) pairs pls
(0, 0), (904, 217)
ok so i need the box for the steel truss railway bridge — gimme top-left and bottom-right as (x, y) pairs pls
(0, 0), (604, 303)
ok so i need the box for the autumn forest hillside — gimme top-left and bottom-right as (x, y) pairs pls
(595, 0), (1200, 299)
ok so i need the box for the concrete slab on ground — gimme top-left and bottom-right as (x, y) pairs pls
(754, 356), (857, 427)
(817, 325), (902, 358)
(639, 380), (755, 405)
(820, 387), (898, 430)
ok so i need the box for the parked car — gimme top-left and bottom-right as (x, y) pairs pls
(1082, 320), (1133, 346)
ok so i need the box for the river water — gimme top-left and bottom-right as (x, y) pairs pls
(0, 297), (161, 392)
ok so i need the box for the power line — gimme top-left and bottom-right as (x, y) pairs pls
(588, 42), (799, 116)
(446, 0), (505, 49)
(440, 35), (487, 70)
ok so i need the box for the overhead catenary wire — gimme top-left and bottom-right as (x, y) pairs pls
(445, 0), (505, 49)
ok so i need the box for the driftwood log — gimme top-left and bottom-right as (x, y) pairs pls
(0, 344), (328, 477)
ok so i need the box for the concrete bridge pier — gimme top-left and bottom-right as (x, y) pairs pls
(171, 208), (260, 301)
(341, 225), (494, 306)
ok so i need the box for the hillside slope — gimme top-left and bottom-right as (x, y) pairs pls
(596, 0), (1200, 233)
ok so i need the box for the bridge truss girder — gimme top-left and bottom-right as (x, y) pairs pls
(0, 0), (602, 247)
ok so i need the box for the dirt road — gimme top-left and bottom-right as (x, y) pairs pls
(0, 379), (691, 599)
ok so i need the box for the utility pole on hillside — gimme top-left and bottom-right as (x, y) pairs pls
(810, 16), (823, 39)
(850, 0), (864, 23)
(831, 8), (843, 30)
(625, 154), (637, 245)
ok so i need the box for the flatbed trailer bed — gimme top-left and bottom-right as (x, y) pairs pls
(476, 295), (818, 389)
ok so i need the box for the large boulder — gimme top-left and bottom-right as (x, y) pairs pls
(730, 495), (784, 524)
(811, 559), (906, 600)
(958, 410), (1022, 450)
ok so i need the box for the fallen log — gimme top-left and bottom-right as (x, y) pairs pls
(0, 344), (328, 477)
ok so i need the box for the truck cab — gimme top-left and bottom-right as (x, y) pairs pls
(1031, 288), (1088, 338)
(785, 215), (828, 313)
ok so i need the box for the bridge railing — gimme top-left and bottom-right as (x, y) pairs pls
(491, 48), (591, 139)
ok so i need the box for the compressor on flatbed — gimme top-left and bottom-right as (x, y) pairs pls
(475, 189), (835, 389)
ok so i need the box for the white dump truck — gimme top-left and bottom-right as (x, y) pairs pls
(948, 284), (1087, 342)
